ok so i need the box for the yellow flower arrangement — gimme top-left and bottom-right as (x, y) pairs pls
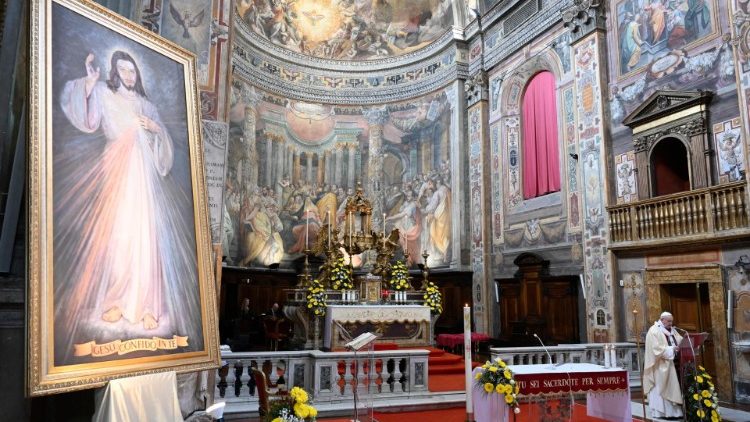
(389, 260), (411, 291)
(423, 280), (443, 314)
(305, 279), (327, 317)
(328, 257), (353, 290)
(685, 364), (721, 422)
(475, 357), (521, 414)
(267, 386), (318, 422)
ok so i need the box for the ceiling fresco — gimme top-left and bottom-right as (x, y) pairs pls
(236, 0), (454, 60)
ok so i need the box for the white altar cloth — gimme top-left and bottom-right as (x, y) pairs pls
(324, 305), (431, 349)
(93, 371), (182, 422)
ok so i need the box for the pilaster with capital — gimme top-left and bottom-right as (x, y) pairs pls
(561, 0), (606, 44)
(465, 71), (489, 108)
(466, 78), (491, 334)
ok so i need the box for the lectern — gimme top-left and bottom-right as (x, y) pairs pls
(679, 331), (709, 380)
(345, 332), (379, 422)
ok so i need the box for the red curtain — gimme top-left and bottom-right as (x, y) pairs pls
(522, 71), (561, 199)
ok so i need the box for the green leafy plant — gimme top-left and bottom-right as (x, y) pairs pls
(684, 365), (721, 422)
(423, 280), (443, 314)
(305, 279), (327, 317)
(389, 260), (410, 291)
(475, 358), (521, 414)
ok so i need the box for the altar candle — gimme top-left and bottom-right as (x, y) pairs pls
(610, 344), (617, 368)
(464, 304), (473, 419)
(348, 212), (353, 248)
(603, 344), (611, 368)
(327, 211), (331, 249)
(383, 213), (387, 246)
(306, 208), (309, 250)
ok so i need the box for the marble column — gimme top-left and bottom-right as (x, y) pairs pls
(275, 139), (285, 187)
(335, 146), (344, 187)
(264, 135), (273, 187)
(317, 153), (325, 185)
(363, 106), (389, 219)
(286, 146), (294, 181)
(348, 145), (356, 189)
(305, 152), (313, 182)
(292, 151), (302, 184)
(325, 150), (333, 186)
(241, 87), (260, 188)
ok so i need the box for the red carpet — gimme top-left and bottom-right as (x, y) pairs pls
(321, 403), (643, 421)
(423, 347), (480, 392)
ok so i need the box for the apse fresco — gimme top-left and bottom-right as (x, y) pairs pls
(223, 82), (453, 269)
(615, 0), (715, 76)
(236, 0), (453, 60)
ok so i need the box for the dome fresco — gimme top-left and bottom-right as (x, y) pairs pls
(236, 0), (454, 60)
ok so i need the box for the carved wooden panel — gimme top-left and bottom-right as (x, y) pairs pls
(543, 281), (579, 344)
(498, 283), (522, 339)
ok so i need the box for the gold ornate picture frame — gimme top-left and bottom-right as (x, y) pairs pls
(28, 0), (219, 396)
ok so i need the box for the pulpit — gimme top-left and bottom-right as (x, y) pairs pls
(679, 332), (709, 381)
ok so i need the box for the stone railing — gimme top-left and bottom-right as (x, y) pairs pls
(607, 181), (749, 249)
(216, 349), (430, 417)
(489, 343), (642, 388)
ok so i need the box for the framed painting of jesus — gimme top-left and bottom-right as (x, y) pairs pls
(28, 0), (219, 396)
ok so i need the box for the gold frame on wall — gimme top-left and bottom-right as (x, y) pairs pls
(28, 0), (219, 396)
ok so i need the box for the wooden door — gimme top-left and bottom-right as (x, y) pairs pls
(543, 278), (579, 344)
(497, 281), (522, 341)
(662, 283), (716, 377)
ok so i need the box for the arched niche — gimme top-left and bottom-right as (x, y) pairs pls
(623, 90), (714, 200)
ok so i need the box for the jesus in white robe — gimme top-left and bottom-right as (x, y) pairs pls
(53, 50), (202, 364)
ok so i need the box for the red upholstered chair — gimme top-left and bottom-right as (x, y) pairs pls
(264, 318), (291, 351)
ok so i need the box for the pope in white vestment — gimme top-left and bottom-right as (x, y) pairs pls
(643, 311), (684, 419)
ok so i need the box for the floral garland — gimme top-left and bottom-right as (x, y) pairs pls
(269, 386), (318, 422)
(328, 256), (353, 290)
(389, 260), (410, 291)
(305, 279), (327, 317)
(684, 365), (721, 422)
(423, 280), (443, 314)
(475, 358), (521, 414)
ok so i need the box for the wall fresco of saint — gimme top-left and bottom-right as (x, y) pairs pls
(223, 81), (453, 269)
(235, 0), (453, 60)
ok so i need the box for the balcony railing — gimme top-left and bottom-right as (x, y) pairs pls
(607, 181), (750, 249)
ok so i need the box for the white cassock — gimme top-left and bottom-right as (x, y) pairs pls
(643, 321), (684, 418)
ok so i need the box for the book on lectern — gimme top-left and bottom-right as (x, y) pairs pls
(345, 332), (378, 351)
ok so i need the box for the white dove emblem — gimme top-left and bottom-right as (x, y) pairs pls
(302, 10), (325, 25)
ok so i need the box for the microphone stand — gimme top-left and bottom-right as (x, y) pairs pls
(533, 333), (555, 368)
(673, 326), (697, 421)
(632, 310), (648, 422)
(533, 333), (572, 422)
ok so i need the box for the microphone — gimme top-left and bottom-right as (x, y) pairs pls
(533, 333), (562, 369)
(672, 326), (688, 334)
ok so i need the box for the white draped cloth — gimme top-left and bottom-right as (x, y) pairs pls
(643, 321), (684, 418)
